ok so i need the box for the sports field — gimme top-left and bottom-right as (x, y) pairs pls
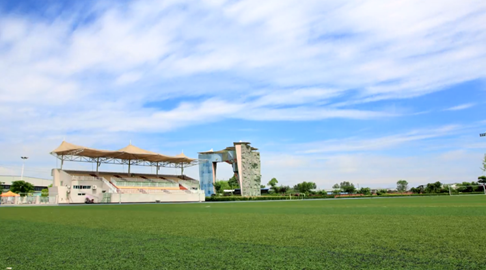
(1, 196), (485, 269)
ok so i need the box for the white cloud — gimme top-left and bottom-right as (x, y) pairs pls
(300, 125), (461, 154)
(1, 0), (485, 114)
(444, 103), (476, 111)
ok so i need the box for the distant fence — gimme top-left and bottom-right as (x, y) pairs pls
(0, 195), (57, 206)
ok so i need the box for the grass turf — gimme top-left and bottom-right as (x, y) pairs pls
(1, 196), (485, 269)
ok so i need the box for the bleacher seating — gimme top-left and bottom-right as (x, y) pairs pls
(64, 170), (199, 195)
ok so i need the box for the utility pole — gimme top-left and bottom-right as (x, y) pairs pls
(20, 156), (28, 180)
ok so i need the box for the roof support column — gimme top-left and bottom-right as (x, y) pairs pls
(128, 160), (131, 177)
(156, 162), (159, 176)
(96, 157), (100, 173)
(60, 155), (64, 170)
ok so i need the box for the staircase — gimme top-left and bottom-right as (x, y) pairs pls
(101, 177), (119, 193)
(179, 183), (196, 193)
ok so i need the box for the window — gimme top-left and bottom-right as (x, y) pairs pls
(73, 185), (91, 189)
(77, 193), (86, 196)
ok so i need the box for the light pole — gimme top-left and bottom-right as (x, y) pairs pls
(481, 132), (486, 194)
(20, 156), (28, 180)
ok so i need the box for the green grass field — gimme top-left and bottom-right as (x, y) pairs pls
(1, 196), (485, 269)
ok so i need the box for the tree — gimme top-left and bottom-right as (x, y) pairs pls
(332, 184), (341, 194)
(358, 187), (371, 195)
(478, 176), (486, 184)
(228, 175), (239, 188)
(481, 154), (486, 173)
(410, 185), (424, 194)
(10, 180), (34, 196)
(396, 180), (408, 192)
(214, 180), (230, 194)
(376, 189), (388, 196)
(268, 178), (278, 189)
(275, 185), (290, 194)
(293, 182), (316, 193)
(213, 181), (223, 194)
(339, 181), (356, 193)
(425, 181), (442, 193)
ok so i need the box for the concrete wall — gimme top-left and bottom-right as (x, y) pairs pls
(52, 169), (71, 187)
(61, 189), (204, 204)
(237, 143), (261, 196)
(106, 192), (204, 203)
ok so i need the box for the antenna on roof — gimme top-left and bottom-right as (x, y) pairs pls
(130, 140), (132, 145)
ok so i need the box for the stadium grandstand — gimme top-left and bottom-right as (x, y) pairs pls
(49, 141), (204, 204)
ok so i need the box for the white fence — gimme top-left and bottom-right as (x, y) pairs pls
(72, 176), (102, 181)
(0, 195), (57, 205)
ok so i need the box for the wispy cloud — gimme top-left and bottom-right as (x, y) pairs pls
(444, 103), (476, 111)
(299, 125), (461, 154)
(1, 0), (485, 139)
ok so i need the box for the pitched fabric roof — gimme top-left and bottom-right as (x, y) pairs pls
(1, 191), (20, 197)
(51, 141), (195, 164)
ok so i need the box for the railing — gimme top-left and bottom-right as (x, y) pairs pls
(178, 182), (198, 193)
(149, 178), (175, 184)
(179, 180), (199, 189)
(72, 176), (101, 181)
(110, 178), (178, 188)
(101, 193), (112, 203)
(101, 177), (119, 194)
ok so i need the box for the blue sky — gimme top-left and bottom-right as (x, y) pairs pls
(0, 0), (485, 189)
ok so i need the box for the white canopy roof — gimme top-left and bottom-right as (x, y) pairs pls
(51, 141), (195, 164)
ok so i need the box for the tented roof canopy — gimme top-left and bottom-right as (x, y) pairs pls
(1, 191), (20, 197)
(51, 141), (196, 164)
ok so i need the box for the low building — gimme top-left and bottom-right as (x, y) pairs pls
(0, 175), (52, 195)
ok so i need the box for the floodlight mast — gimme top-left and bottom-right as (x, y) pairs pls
(20, 156), (28, 180)
(479, 132), (486, 194)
